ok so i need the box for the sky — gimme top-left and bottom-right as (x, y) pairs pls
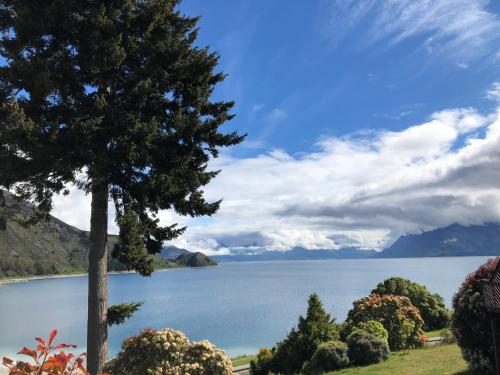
(53, 0), (500, 255)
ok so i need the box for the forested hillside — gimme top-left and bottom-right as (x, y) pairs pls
(0, 195), (168, 277)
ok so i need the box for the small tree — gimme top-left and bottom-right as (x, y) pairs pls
(0, 1), (244, 373)
(344, 294), (425, 350)
(452, 258), (497, 374)
(250, 348), (274, 375)
(372, 277), (450, 330)
(272, 293), (339, 374)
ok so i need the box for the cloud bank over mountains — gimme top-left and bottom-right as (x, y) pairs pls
(52, 101), (500, 255)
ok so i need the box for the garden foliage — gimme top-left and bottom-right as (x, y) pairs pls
(306, 340), (349, 374)
(271, 293), (340, 374)
(2, 329), (107, 375)
(103, 328), (233, 375)
(249, 347), (274, 375)
(349, 320), (389, 343)
(452, 258), (497, 374)
(372, 277), (450, 330)
(346, 330), (390, 366)
(345, 294), (425, 350)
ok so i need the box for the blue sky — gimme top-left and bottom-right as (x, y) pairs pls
(179, 0), (500, 155)
(55, 1), (500, 254)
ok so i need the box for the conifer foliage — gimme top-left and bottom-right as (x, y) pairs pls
(0, 1), (244, 373)
(272, 293), (340, 374)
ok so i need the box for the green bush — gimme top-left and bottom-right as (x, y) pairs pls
(372, 277), (450, 330)
(345, 294), (425, 350)
(345, 320), (389, 343)
(250, 347), (275, 375)
(452, 258), (497, 374)
(104, 328), (233, 375)
(307, 340), (349, 374)
(272, 293), (340, 374)
(347, 330), (390, 366)
(340, 320), (389, 341)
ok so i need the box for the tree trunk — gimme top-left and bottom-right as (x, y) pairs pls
(87, 179), (109, 375)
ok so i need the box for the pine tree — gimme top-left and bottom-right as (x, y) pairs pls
(0, 1), (244, 373)
(273, 293), (339, 374)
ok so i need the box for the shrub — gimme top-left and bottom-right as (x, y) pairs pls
(347, 330), (390, 366)
(345, 294), (425, 350)
(440, 328), (456, 344)
(372, 277), (450, 330)
(104, 328), (233, 375)
(349, 320), (389, 343)
(307, 340), (349, 374)
(452, 257), (498, 374)
(2, 329), (108, 374)
(272, 293), (340, 374)
(250, 347), (274, 375)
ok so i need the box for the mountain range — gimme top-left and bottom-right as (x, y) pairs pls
(210, 223), (500, 262)
(377, 223), (500, 258)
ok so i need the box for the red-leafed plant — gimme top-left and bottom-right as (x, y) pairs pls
(2, 329), (108, 375)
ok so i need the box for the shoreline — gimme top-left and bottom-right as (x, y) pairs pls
(0, 269), (136, 285)
(0, 265), (214, 286)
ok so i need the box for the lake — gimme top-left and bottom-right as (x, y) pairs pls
(0, 256), (493, 359)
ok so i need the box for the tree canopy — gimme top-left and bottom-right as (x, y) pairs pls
(273, 293), (340, 374)
(0, 0), (244, 273)
(0, 1), (244, 372)
(372, 277), (450, 330)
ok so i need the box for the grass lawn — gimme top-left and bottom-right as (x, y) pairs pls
(326, 344), (475, 375)
(231, 354), (256, 367)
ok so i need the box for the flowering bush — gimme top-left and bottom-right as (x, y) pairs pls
(372, 277), (450, 330)
(104, 328), (233, 375)
(344, 294), (425, 350)
(2, 329), (107, 375)
(452, 257), (498, 374)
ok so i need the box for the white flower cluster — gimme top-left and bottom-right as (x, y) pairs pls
(105, 328), (233, 375)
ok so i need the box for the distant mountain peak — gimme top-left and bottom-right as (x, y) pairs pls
(378, 222), (500, 258)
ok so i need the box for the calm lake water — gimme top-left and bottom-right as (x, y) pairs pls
(0, 257), (493, 358)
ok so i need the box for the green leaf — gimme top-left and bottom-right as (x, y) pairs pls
(108, 302), (144, 327)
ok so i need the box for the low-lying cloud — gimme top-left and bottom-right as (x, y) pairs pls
(52, 104), (500, 255)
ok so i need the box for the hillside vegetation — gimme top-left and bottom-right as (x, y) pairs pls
(0, 198), (214, 277)
(175, 252), (217, 267)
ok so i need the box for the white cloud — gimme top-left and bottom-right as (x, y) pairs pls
(171, 105), (500, 254)
(487, 82), (500, 101)
(326, 0), (500, 64)
(51, 103), (500, 256)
